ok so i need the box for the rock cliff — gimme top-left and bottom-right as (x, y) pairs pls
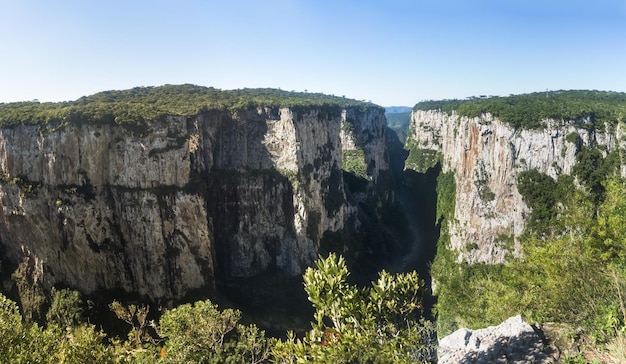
(406, 109), (626, 263)
(0, 102), (390, 304)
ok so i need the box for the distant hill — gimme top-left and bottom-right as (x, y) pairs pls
(385, 106), (412, 114)
(385, 106), (411, 144)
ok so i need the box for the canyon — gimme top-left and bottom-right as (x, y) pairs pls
(0, 101), (395, 314)
(2, 87), (626, 362)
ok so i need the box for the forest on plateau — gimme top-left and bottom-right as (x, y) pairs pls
(414, 90), (626, 129)
(0, 84), (376, 127)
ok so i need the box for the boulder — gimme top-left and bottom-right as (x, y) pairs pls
(438, 315), (556, 363)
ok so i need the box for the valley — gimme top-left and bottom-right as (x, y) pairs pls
(1, 86), (626, 362)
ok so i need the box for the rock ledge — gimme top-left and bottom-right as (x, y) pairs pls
(438, 315), (556, 363)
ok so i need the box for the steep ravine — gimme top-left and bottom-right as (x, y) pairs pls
(0, 104), (400, 331)
(406, 109), (626, 264)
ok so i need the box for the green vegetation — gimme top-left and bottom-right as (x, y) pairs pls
(272, 253), (435, 363)
(429, 171), (460, 335)
(158, 300), (271, 363)
(342, 148), (368, 179)
(516, 170), (574, 235)
(404, 147), (442, 174)
(435, 171), (456, 228)
(414, 90), (626, 129)
(431, 148), (626, 359)
(0, 84), (379, 127)
(0, 254), (434, 363)
(0, 292), (119, 363)
(46, 288), (85, 328)
(434, 177), (626, 337)
(572, 147), (621, 204)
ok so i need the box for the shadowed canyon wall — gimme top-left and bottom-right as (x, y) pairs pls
(0, 105), (391, 305)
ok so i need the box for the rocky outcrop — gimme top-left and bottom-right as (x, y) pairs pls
(438, 315), (556, 363)
(0, 105), (389, 303)
(407, 110), (625, 263)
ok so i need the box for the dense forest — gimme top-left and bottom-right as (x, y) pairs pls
(0, 84), (377, 126)
(414, 90), (626, 129)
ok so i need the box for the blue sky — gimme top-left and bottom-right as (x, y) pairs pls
(1, 0), (625, 106)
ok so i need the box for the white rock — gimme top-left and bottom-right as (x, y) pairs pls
(408, 110), (626, 264)
(438, 315), (555, 363)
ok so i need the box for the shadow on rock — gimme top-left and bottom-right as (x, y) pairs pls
(439, 315), (557, 364)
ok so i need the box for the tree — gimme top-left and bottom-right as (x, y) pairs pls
(158, 300), (270, 363)
(46, 288), (84, 328)
(0, 292), (116, 363)
(109, 300), (153, 347)
(272, 253), (436, 363)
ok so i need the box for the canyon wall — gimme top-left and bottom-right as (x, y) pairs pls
(406, 109), (625, 264)
(0, 105), (389, 303)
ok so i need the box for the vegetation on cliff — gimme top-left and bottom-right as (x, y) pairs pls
(413, 90), (626, 129)
(0, 84), (379, 126)
(430, 139), (626, 355)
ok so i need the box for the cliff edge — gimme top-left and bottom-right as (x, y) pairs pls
(0, 86), (392, 305)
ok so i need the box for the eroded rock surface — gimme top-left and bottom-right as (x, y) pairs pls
(0, 106), (389, 303)
(438, 315), (556, 363)
(407, 110), (626, 263)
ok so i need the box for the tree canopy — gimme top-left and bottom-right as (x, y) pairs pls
(0, 84), (379, 126)
(413, 90), (626, 129)
(0, 253), (435, 363)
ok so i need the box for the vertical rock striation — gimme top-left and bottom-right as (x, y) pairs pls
(407, 109), (625, 264)
(0, 105), (389, 303)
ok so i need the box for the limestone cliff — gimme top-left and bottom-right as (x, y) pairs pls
(0, 102), (389, 303)
(406, 109), (626, 263)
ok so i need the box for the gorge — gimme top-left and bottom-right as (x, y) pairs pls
(1, 86), (626, 362)
(0, 86), (415, 332)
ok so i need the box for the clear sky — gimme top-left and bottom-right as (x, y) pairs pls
(1, 0), (625, 106)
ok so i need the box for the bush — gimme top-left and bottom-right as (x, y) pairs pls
(46, 288), (84, 328)
(272, 253), (436, 363)
(159, 300), (270, 363)
(0, 292), (116, 363)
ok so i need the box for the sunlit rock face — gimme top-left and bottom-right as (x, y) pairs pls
(0, 105), (389, 302)
(438, 315), (555, 363)
(407, 109), (625, 264)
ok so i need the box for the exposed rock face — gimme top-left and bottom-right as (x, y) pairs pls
(0, 106), (389, 303)
(407, 110), (625, 263)
(438, 315), (555, 363)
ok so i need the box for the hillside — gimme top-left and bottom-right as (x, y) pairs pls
(406, 90), (626, 361)
(384, 106), (411, 143)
